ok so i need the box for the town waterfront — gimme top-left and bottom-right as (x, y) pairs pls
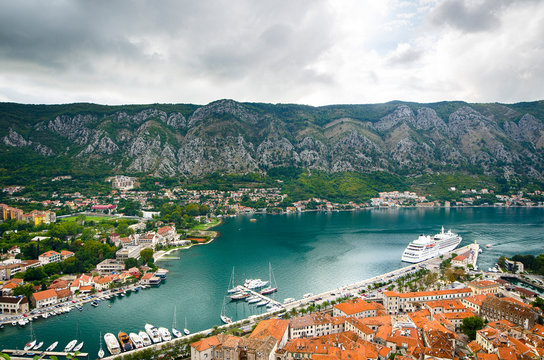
(1, 207), (543, 357)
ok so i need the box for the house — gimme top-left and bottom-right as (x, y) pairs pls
(48, 279), (70, 290)
(333, 298), (384, 318)
(55, 288), (73, 302)
(0, 296), (29, 315)
(128, 267), (141, 278)
(38, 250), (61, 265)
(31, 289), (57, 308)
(467, 280), (501, 295)
(1, 278), (23, 295)
(116, 245), (142, 260)
(461, 294), (489, 315)
(191, 334), (276, 360)
(93, 275), (114, 291)
(60, 250), (75, 261)
(156, 225), (178, 244)
(250, 318), (289, 348)
(7, 246), (20, 257)
(96, 259), (125, 275)
(91, 204), (117, 214)
(480, 296), (540, 329)
(383, 288), (472, 314)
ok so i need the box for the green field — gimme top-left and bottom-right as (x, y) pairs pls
(191, 218), (222, 230)
(59, 215), (117, 222)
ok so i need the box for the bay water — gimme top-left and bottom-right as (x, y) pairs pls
(1, 207), (543, 357)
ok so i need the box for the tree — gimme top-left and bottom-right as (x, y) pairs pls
(13, 284), (34, 300)
(125, 258), (139, 270)
(460, 316), (484, 341)
(140, 248), (154, 265)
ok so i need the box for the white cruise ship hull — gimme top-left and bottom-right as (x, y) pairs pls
(401, 227), (462, 263)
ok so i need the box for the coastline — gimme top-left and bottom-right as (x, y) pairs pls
(154, 218), (223, 261)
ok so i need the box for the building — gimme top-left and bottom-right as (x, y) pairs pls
(383, 288), (472, 314)
(91, 204), (117, 214)
(156, 225), (177, 244)
(116, 245), (142, 260)
(0, 203), (23, 221)
(480, 296), (540, 330)
(31, 289), (57, 308)
(0, 296), (29, 314)
(38, 250), (61, 265)
(96, 259), (125, 275)
(289, 313), (345, 339)
(504, 259), (524, 273)
(109, 175), (137, 190)
(333, 298), (383, 318)
(461, 294), (489, 315)
(467, 280), (501, 295)
(60, 250), (75, 261)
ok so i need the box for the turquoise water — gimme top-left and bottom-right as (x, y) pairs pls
(1, 207), (543, 358)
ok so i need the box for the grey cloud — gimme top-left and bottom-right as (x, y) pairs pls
(387, 46), (424, 66)
(430, 0), (505, 32)
(0, 0), (334, 96)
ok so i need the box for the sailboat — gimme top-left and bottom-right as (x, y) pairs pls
(260, 262), (278, 295)
(172, 306), (182, 338)
(184, 317), (190, 335)
(24, 322), (36, 351)
(65, 321), (80, 352)
(227, 267), (241, 293)
(98, 332), (105, 359)
(220, 297), (232, 324)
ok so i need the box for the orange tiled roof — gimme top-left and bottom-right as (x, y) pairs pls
(39, 250), (60, 258)
(32, 289), (57, 301)
(334, 298), (382, 315)
(469, 280), (500, 288)
(191, 335), (221, 351)
(383, 288), (471, 299)
(250, 319), (289, 342)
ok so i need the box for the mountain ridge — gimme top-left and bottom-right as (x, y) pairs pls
(1, 99), (543, 180)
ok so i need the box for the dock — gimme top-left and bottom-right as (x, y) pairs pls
(237, 286), (283, 308)
(1, 349), (88, 359)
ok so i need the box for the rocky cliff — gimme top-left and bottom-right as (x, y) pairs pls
(1, 99), (543, 179)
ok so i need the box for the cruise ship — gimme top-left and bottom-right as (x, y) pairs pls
(401, 226), (462, 263)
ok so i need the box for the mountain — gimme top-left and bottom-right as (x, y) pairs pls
(1, 100), (544, 180)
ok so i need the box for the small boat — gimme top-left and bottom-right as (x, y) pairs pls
(18, 319), (26, 326)
(248, 297), (261, 304)
(172, 306), (182, 338)
(73, 341), (84, 352)
(139, 331), (152, 346)
(145, 323), (162, 343)
(249, 218), (257, 222)
(486, 244), (492, 248)
(303, 293), (313, 299)
(118, 331), (133, 352)
(129, 333), (144, 348)
(221, 297), (232, 324)
(33, 341), (44, 350)
(11, 321), (17, 326)
(64, 339), (78, 352)
(104, 333), (121, 355)
(184, 317), (190, 336)
(260, 262), (278, 295)
(256, 300), (268, 307)
(229, 292), (251, 300)
(46, 341), (58, 351)
(98, 332), (105, 359)
(24, 340), (37, 351)
(158, 327), (172, 341)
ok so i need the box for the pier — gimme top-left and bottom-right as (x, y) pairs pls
(237, 285), (283, 308)
(1, 349), (88, 359)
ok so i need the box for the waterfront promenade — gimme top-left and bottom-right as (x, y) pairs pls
(101, 242), (481, 359)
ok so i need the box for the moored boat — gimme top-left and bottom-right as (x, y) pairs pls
(33, 341), (44, 350)
(256, 299), (268, 306)
(64, 339), (78, 352)
(46, 341), (58, 352)
(118, 331), (133, 352)
(129, 332), (144, 348)
(73, 341), (84, 352)
(104, 333), (121, 355)
(158, 327), (172, 341)
(145, 323), (162, 343)
(139, 331), (152, 346)
(24, 340), (36, 351)
(401, 226), (462, 263)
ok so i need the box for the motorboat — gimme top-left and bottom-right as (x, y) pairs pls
(104, 333), (121, 355)
(139, 331), (152, 346)
(64, 339), (78, 352)
(144, 323), (162, 343)
(118, 332), (133, 352)
(46, 341), (58, 351)
(129, 333), (144, 348)
(256, 300), (268, 307)
(158, 327), (172, 342)
(73, 341), (84, 352)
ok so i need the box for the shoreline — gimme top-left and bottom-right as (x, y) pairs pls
(154, 218), (223, 261)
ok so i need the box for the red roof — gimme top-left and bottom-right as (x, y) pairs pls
(32, 289), (57, 301)
(91, 204), (116, 210)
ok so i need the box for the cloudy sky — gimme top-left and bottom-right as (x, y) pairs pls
(0, 0), (543, 106)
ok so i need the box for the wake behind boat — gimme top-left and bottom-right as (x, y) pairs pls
(401, 226), (462, 263)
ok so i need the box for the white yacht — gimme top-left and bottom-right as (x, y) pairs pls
(139, 331), (152, 346)
(64, 339), (78, 352)
(144, 323), (162, 343)
(104, 333), (121, 355)
(129, 333), (144, 348)
(401, 226), (462, 263)
(244, 279), (268, 289)
(158, 327), (172, 342)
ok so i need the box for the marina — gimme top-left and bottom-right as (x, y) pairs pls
(1, 208), (543, 358)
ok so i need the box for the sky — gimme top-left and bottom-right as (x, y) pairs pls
(0, 0), (543, 106)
